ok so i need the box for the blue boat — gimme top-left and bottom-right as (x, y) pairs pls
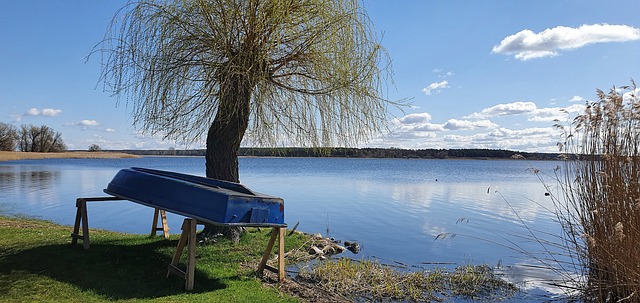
(104, 167), (285, 227)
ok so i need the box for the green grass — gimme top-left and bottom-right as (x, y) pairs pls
(0, 216), (305, 303)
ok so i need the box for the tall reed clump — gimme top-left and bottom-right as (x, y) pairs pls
(555, 81), (640, 302)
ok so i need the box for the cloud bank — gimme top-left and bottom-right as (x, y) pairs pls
(376, 101), (586, 152)
(465, 101), (538, 119)
(492, 24), (640, 60)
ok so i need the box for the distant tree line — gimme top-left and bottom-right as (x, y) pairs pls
(113, 147), (560, 160)
(0, 122), (67, 152)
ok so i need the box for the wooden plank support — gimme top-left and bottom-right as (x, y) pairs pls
(70, 198), (89, 249)
(257, 227), (286, 282)
(70, 196), (123, 250)
(166, 218), (197, 290)
(150, 208), (170, 239)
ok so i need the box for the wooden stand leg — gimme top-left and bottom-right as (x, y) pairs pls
(278, 227), (285, 281)
(70, 196), (124, 250)
(257, 227), (286, 282)
(151, 208), (170, 239)
(167, 218), (197, 290)
(71, 198), (90, 250)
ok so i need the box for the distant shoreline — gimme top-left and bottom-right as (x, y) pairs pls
(113, 147), (561, 161)
(0, 147), (562, 162)
(0, 151), (140, 162)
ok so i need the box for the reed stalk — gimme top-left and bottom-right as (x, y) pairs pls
(554, 81), (640, 302)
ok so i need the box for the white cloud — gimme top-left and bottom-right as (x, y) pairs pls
(492, 24), (640, 61)
(398, 112), (432, 124)
(42, 108), (62, 116)
(443, 119), (498, 130)
(23, 107), (62, 117)
(422, 80), (449, 95)
(25, 108), (41, 116)
(528, 104), (585, 122)
(414, 123), (445, 132)
(433, 69), (454, 78)
(375, 101), (588, 152)
(79, 120), (100, 126)
(569, 95), (584, 102)
(385, 112), (444, 142)
(66, 120), (100, 127)
(437, 126), (560, 151)
(104, 128), (116, 132)
(466, 101), (585, 122)
(465, 101), (537, 119)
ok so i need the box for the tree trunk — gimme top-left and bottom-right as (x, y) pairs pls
(201, 73), (252, 243)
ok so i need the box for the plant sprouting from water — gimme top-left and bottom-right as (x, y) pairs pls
(549, 80), (640, 302)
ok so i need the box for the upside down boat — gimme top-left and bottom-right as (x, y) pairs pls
(104, 167), (285, 227)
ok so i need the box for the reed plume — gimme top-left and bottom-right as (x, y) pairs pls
(556, 80), (640, 302)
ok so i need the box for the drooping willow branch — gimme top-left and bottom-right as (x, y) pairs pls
(94, 0), (404, 147)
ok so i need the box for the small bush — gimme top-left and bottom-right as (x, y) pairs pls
(88, 144), (101, 152)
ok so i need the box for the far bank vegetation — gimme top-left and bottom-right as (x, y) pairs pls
(116, 147), (560, 160)
(0, 123), (66, 152)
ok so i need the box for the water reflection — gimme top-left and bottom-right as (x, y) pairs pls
(0, 166), (61, 193)
(0, 157), (573, 301)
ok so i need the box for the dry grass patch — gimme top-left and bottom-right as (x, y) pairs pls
(0, 151), (139, 162)
(298, 258), (517, 302)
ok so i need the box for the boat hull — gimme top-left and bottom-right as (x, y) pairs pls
(104, 167), (285, 227)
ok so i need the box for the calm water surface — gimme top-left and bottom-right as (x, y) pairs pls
(0, 157), (573, 301)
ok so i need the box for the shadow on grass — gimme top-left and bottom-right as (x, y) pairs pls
(0, 238), (227, 299)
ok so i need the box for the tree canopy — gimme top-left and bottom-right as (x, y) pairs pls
(0, 123), (18, 151)
(17, 125), (66, 153)
(97, 0), (397, 150)
(97, 0), (399, 240)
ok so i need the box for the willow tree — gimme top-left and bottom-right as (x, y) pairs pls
(97, 0), (396, 240)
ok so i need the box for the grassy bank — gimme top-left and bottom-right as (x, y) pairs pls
(0, 151), (139, 162)
(0, 217), (524, 303)
(0, 216), (303, 303)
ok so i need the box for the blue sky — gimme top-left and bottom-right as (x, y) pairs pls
(1, 1), (639, 152)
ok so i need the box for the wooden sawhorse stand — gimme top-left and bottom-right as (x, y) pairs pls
(71, 197), (170, 250)
(166, 218), (286, 290)
(71, 198), (285, 290)
(151, 208), (170, 238)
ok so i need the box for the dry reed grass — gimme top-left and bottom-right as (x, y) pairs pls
(0, 151), (139, 162)
(298, 258), (516, 302)
(552, 81), (640, 302)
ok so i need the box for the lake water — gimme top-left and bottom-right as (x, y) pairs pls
(0, 156), (575, 301)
